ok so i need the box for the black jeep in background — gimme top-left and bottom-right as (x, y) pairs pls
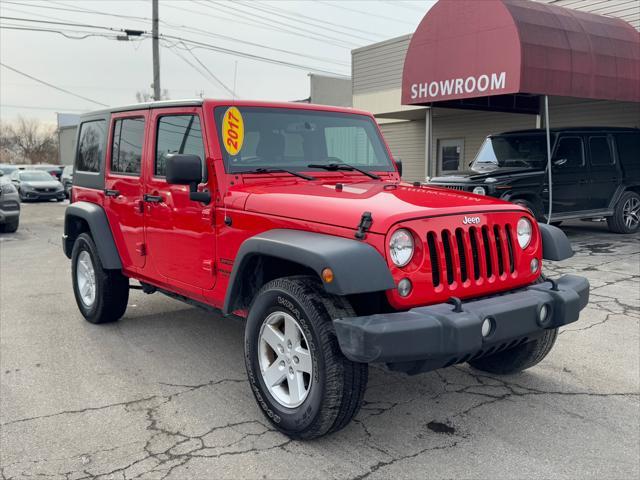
(429, 127), (640, 234)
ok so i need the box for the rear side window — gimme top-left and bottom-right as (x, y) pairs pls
(155, 115), (205, 177)
(615, 133), (640, 169)
(111, 117), (145, 175)
(553, 137), (584, 168)
(76, 120), (106, 172)
(589, 136), (614, 166)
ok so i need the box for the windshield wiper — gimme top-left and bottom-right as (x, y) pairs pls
(307, 163), (380, 180)
(241, 168), (315, 181)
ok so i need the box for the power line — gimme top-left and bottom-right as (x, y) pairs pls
(0, 15), (137, 33)
(162, 40), (236, 98)
(233, 0), (381, 43)
(181, 42), (236, 98)
(0, 24), (127, 40)
(316, 0), (416, 25)
(5, 2), (350, 67)
(0, 104), (89, 112)
(0, 63), (109, 107)
(193, 0), (357, 49)
(160, 33), (348, 77)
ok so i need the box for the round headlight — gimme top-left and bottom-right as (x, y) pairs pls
(389, 229), (414, 267)
(473, 186), (486, 195)
(517, 217), (532, 249)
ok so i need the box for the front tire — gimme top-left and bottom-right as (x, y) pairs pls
(0, 218), (19, 233)
(244, 276), (368, 439)
(607, 191), (640, 234)
(468, 328), (558, 374)
(71, 233), (129, 324)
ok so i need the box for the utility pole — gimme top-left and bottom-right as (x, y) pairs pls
(152, 0), (160, 101)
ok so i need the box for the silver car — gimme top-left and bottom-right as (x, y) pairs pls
(10, 169), (66, 202)
(0, 169), (20, 233)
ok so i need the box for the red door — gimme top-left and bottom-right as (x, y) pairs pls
(143, 107), (216, 290)
(104, 111), (148, 270)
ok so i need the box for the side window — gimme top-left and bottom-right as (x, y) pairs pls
(589, 136), (614, 166)
(553, 137), (584, 168)
(325, 126), (377, 166)
(155, 115), (205, 177)
(111, 118), (145, 175)
(76, 120), (106, 172)
(615, 133), (640, 170)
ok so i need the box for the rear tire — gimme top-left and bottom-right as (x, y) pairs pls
(0, 218), (19, 233)
(244, 275), (368, 439)
(71, 233), (129, 324)
(607, 191), (640, 234)
(468, 328), (558, 374)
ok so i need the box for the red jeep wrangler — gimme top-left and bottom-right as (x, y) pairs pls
(63, 99), (589, 439)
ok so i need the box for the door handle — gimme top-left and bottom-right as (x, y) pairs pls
(104, 189), (120, 197)
(143, 193), (163, 203)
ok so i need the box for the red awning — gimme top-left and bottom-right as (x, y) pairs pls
(401, 0), (640, 106)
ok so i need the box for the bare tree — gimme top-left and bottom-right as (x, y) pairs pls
(0, 117), (58, 164)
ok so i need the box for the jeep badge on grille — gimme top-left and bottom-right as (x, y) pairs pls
(463, 216), (481, 225)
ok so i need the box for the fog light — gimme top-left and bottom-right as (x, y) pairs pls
(473, 186), (486, 195)
(397, 278), (412, 297)
(481, 317), (495, 338)
(538, 304), (550, 325)
(530, 258), (539, 273)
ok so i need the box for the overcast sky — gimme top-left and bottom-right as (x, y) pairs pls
(0, 0), (435, 125)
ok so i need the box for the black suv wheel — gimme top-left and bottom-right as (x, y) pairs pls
(71, 233), (129, 324)
(244, 275), (368, 439)
(607, 191), (640, 234)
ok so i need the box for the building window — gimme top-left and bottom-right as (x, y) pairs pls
(76, 120), (106, 173)
(111, 118), (145, 175)
(155, 115), (205, 177)
(438, 138), (465, 173)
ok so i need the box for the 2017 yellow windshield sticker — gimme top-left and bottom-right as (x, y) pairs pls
(222, 106), (244, 155)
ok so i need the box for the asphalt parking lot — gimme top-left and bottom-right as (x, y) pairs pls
(1, 202), (638, 480)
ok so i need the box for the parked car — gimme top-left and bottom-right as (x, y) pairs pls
(33, 164), (64, 180)
(10, 169), (66, 202)
(0, 164), (19, 177)
(429, 127), (640, 234)
(0, 169), (20, 232)
(60, 165), (73, 198)
(62, 99), (589, 439)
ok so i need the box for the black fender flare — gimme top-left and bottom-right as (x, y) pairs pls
(538, 223), (573, 261)
(223, 229), (396, 315)
(63, 202), (122, 269)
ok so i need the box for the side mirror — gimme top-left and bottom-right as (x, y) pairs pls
(395, 158), (403, 177)
(166, 154), (211, 204)
(553, 158), (568, 167)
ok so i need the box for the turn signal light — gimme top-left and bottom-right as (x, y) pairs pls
(322, 268), (334, 283)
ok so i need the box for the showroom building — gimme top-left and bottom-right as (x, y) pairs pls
(352, 0), (640, 181)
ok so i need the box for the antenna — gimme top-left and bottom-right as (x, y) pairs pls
(233, 61), (238, 100)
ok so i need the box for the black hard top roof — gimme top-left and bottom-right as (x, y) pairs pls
(81, 99), (204, 118)
(497, 127), (640, 135)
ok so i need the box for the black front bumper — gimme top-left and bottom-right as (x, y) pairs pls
(333, 275), (589, 374)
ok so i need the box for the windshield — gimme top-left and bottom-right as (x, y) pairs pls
(471, 134), (553, 172)
(19, 171), (55, 182)
(215, 107), (394, 174)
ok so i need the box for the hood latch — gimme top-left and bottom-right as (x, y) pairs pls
(355, 211), (373, 240)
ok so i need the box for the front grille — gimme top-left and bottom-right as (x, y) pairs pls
(35, 187), (55, 193)
(0, 200), (19, 211)
(426, 223), (517, 287)
(439, 185), (467, 191)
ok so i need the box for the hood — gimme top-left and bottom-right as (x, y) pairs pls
(232, 180), (525, 233)
(22, 180), (62, 189)
(430, 167), (543, 184)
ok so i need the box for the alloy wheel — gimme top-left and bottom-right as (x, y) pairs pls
(258, 311), (313, 408)
(623, 197), (640, 230)
(76, 250), (96, 307)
